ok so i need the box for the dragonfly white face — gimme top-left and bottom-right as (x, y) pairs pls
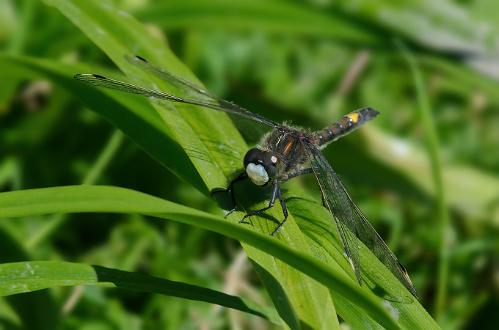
(245, 163), (268, 186)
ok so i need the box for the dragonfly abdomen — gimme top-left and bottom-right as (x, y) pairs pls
(315, 107), (379, 147)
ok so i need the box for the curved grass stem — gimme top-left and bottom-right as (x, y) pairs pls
(398, 40), (451, 320)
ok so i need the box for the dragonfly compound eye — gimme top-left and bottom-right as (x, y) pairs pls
(243, 148), (262, 166)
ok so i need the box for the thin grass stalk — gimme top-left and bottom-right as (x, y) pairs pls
(398, 41), (451, 320)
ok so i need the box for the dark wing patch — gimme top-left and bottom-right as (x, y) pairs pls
(305, 143), (417, 298)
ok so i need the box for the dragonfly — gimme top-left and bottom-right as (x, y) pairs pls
(74, 55), (417, 298)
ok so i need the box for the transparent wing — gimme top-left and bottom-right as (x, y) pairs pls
(306, 143), (417, 298)
(74, 73), (181, 99)
(74, 57), (277, 127)
(126, 55), (277, 127)
(126, 55), (218, 99)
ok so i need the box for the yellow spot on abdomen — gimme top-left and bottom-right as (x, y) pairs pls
(347, 112), (360, 124)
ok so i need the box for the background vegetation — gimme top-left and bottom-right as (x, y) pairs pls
(0, 0), (498, 329)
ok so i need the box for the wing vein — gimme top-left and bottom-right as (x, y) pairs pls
(305, 142), (417, 298)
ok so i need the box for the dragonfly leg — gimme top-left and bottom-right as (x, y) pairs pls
(239, 180), (288, 236)
(225, 172), (248, 217)
(240, 180), (279, 223)
(281, 167), (313, 182)
(211, 172), (248, 218)
(271, 186), (288, 236)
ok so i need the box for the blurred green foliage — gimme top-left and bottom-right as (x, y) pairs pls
(0, 0), (498, 329)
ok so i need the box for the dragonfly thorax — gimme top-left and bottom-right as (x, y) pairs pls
(243, 148), (278, 186)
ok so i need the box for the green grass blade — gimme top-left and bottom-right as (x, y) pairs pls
(0, 226), (59, 330)
(134, 0), (496, 59)
(6, 0), (37, 55)
(135, 0), (377, 44)
(0, 261), (281, 324)
(0, 185), (404, 329)
(398, 42), (451, 320)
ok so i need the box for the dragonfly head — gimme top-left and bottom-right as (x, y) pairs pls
(243, 148), (278, 186)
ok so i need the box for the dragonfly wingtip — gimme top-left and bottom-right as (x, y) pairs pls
(361, 107), (380, 120)
(368, 107), (380, 116)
